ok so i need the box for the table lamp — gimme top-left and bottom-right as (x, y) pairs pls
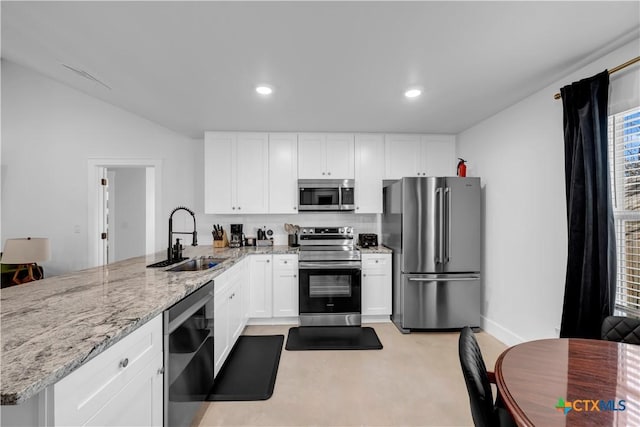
(1, 237), (51, 285)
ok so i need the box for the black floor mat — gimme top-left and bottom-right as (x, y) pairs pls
(285, 326), (383, 351)
(207, 335), (284, 401)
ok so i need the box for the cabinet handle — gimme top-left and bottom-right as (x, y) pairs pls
(417, 172), (420, 176)
(157, 367), (165, 375)
(363, 274), (367, 277)
(293, 274), (297, 278)
(284, 260), (288, 264)
(375, 260), (379, 263)
(294, 207), (297, 210)
(120, 358), (129, 368)
(232, 206), (236, 210)
(267, 259), (270, 263)
(322, 172), (326, 175)
(238, 206), (241, 210)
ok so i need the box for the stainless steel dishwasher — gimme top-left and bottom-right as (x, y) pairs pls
(164, 281), (214, 427)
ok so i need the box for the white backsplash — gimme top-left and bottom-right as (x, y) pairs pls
(199, 213), (380, 245)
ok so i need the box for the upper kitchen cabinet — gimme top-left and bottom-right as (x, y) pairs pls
(298, 133), (354, 179)
(354, 134), (384, 213)
(204, 132), (269, 214)
(269, 133), (298, 214)
(384, 134), (455, 179)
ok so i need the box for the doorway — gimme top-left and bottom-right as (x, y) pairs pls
(88, 159), (161, 267)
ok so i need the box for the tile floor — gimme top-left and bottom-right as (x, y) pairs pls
(194, 323), (507, 427)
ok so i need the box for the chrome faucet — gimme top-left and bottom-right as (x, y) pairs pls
(168, 206), (198, 262)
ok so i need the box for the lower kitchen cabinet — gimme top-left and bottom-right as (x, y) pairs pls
(249, 254), (273, 318)
(213, 262), (248, 378)
(54, 315), (163, 427)
(361, 253), (392, 316)
(272, 254), (299, 317)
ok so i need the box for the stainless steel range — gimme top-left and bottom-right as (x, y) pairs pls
(298, 226), (362, 326)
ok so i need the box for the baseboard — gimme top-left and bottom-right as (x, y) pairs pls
(247, 315), (391, 326)
(480, 316), (525, 347)
(362, 315), (392, 324)
(247, 317), (299, 326)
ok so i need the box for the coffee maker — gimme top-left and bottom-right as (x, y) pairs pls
(229, 224), (243, 248)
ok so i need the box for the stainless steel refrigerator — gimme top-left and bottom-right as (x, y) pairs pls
(382, 177), (481, 332)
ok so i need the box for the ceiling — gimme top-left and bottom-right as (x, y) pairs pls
(2, 1), (639, 139)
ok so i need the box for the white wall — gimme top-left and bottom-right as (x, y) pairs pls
(457, 39), (640, 346)
(1, 60), (199, 276)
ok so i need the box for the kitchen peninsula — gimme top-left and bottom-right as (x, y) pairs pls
(1, 243), (391, 426)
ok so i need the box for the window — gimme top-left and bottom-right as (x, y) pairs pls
(609, 106), (640, 314)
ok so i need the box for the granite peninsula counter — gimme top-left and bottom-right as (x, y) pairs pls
(0, 245), (296, 405)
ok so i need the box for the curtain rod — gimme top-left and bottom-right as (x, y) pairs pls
(553, 56), (640, 100)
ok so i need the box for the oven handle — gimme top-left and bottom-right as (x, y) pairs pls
(299, 261), (362, 270)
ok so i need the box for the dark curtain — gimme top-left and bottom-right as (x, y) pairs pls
(560, 70), (616, 339)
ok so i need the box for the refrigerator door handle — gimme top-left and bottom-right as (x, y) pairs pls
(445, 187), (451, 263)
(436, 187), (444, 264)
(408, 276), (480, 282)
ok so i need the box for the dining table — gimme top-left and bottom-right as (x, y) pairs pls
(494, 338), (640, 426)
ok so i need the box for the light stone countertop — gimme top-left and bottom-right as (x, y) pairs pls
(357, 245), (393, 254)
(0, 245), (296, 405)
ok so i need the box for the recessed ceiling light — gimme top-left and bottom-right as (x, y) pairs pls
(404, 88), (421, 98)
(256, 85), (273, 95)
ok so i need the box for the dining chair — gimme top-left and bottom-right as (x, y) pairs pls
(601, 315), (640, 344)
(458, 326), (516, 427)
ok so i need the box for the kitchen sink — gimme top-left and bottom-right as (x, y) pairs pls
(166, 256), (228, 272)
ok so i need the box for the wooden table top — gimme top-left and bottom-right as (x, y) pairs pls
(495, 338), (640, 427)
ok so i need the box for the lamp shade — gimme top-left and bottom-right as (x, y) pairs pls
(1, 238), (51, 264)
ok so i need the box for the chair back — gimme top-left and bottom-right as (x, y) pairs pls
(601, 316), (640, 344)
(458, 326), (496, 427)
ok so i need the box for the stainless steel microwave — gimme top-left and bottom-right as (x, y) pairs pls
(298, 179), (355, 212)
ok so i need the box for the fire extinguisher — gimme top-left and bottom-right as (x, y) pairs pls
(457, 158), (467, 177)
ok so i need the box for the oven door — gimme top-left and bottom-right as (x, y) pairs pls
(299, 262), (361, 317)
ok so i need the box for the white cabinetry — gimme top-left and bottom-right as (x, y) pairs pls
(213, 261), (248, 377)
(204, 132), (269, 214)
(249, 255), (273, 318)
(361, 253), (392, 316)
(54, 315), (163, 427)
(272, 254), (299, 317)
(384, 134), (455, 179)
(298, 133), (354, 179)
(355, 134), (385, 213)
(269, 133), (298, 213)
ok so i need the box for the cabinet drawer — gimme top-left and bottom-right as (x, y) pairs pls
(362, 255), (390, 271)
(54, 315), (162, 426)
(274, 254), (298, 270)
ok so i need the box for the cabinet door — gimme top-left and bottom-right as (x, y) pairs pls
(86, 352), (163, 427)
(384, 134), (421, 179)
(355, 134), (384, 213)
(213, 286), (230, 378)
(361, 254), (392, 316)
(421, 135), (456, 177)
(235, 133), (269, 213)
(273, 255), (299, 317)
(228, 279), (244, 345)
(298, 133), (326, 179)
(54, 316), (163, 427)
(269, 133), (299, 213)
(325, 133), (354, 179)
(204, 132), (235, 214)
(249, 255), (273, 318)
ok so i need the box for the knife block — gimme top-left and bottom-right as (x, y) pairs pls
(213, 231), (228, 248)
